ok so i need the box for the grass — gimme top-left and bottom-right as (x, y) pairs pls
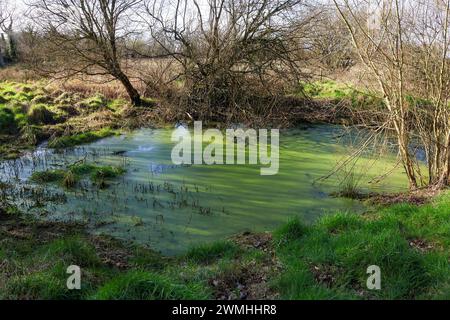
(185, 241), (240, 264)
(1, 188), (448, 300)
(0, 80), (144, 158)
(93, 271), (209, 300)
(27, 104), (56, 125)
(48, 128), (116, 149)
(30, 163), (126, 188)
(273, 192), (450, 300)
(297, 80), (384, 109)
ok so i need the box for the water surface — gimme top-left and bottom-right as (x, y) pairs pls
(0, 125), (408, 255)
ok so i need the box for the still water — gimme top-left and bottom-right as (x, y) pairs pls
(0, 125), (408, 255)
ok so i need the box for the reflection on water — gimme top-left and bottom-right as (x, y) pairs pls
(0, 125), (408, 255)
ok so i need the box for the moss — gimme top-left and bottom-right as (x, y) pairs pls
(48, 128), (116, 148)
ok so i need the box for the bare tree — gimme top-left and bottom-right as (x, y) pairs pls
(333, 0), (450, 189)
(408, 0), (450, 187)
(28, 0), (143, 106)
(0, 0), (12, 67)
(141, 0), (310, 120)
(308, 8), (355, 71)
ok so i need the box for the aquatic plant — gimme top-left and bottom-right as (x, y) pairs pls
(30, 170), (66, 183)
(63, 171), (77, 189)
(30, 163), (126, 190)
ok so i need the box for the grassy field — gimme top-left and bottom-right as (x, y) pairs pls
(0, 191), (448, 300)
(0, 80), (154, 160)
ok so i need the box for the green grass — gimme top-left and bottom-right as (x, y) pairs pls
(273, 192), (450, 300)
(30, 163), (126, 188)
(297, 80), (384, 109)
(1, 192), (448, 300)
(185, 241), (240, 264)
(93, 270), (209, 300)
(0, 81), (132, 150)
(48, 128), (116, 148)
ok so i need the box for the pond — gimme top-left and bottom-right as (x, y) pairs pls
(0, 125), (408, 255)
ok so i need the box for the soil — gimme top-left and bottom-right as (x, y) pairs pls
(209, 232), (282, 300)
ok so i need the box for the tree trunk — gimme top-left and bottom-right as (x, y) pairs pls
(115, 70), (142, 106)
(399, 139), (418, 190)
(5, 32), (17, 61)
(395, 119), (418, 190)
(0, 49), (4, 67)
(0, 35), (5, 67)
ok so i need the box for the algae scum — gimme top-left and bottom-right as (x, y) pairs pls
(0, 125), (408, 255)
